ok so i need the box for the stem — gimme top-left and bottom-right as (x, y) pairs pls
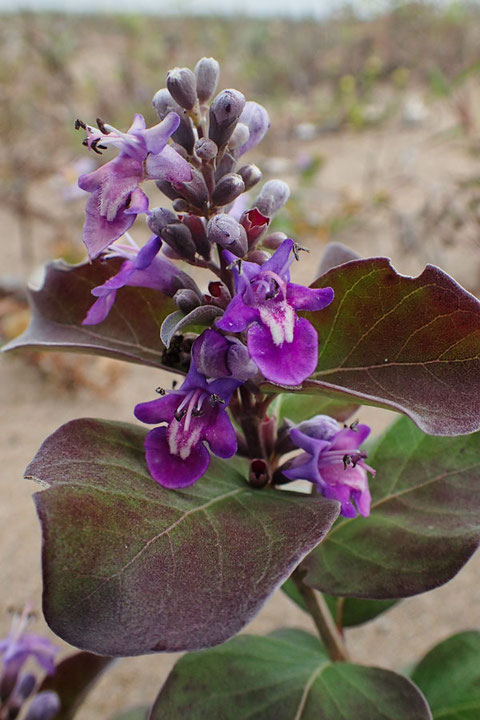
(291, 569), (349, 662)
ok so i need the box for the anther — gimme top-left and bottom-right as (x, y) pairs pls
(349, 419), (359, 431)
(292, 242), (309, 261)
(75, 118), (86, 130)
(96, 117), (110, 134)
(155, 387), (166, 395)
(226, 258), (242, 273)
(209, 393), (225, 406)
(343, 454), (352, 469)
(174, 408), (188, 422)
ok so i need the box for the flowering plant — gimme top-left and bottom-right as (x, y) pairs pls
(5, 57), (480, 719)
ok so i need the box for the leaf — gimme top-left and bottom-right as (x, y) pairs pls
(302, 416), (480, 599)
(411, 631), (480, 719)
(274, 392), (358, 424)
(150, 629), (432, 719)
(109, 708), (150, 720)
(2, 259), (177, 368)
(160, 305), (223, 348)
(28, 419), (339, 656)
(281, 579), (397, 628)
(317, 241), (361, 275)
(304, 258), (480, 436)
(38, 652), (113, 720)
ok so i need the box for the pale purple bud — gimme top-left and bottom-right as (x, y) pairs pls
(195, 57), (220, 103)
(177, 169), (209, 210)
(147, 207), (177, 236)
(195, 137), (218, 161)
(16, 673), (36, 701)
(166, 67), (197, 110)
(207, 214), (248, 257)
(174, 288), (201, 313)
(209, 89), (246, 147)
(247, 249), (270, 264)
(228, 122), (250, 150)
(214, 152), (236, 182)
(262, 231), (288, 250)
(156, 179), (182, 201)
(235, 101), (270, 157)
(24, 691), (61, 720)
(172, 198), (189, 212)
(152, 89), (195, 153)
(161, 223), (196, 261)
(238, 163), (262, 191)
(226, 338), (258, 381)
(181, 214), (210, 259)
(212, 173), (245, 207)
(296, 414), (340, 441)
(254, 180), (290, 217)
(152, 88), (179, 118)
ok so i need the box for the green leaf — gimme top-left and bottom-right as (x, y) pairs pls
(411, 631), (480, 719)
(151, 630), (432, 719)
(3, 259), (177, 368)
(302, 258), (480, 436)
(29, 419), (339, 656)
(302, 416), (480, 599)
(281, 579), (397, 628)
(38, 652), (113, 720)
(109, 708), (150, 720)
(274, 391), (358, 424)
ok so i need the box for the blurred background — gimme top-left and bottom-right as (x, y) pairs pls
(2, 1), (480, 716)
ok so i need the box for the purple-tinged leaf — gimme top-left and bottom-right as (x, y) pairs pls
(28, 419), (339, 656)
(38, 652), (113, 720)
(317, 242), (361, 275)
(303, 416), (480, 599)
(151, 629), (432, 719)
(411, 631), (480, 719)
(303, 258), (480, 436)
(2, 259), (176, 368)
(160, 305), (223, 348)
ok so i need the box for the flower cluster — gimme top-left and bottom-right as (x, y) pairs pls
(76, 56), (374, 510)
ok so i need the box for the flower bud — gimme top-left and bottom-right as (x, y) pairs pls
(156, 179), (182, 201)
(166, 67), (197, 111)
(152, 88), (179, 118)
(240, 207), (270, 247)
(177, 168), (209, 210)
(147, 207), (177, 236)
(237, 163), (262, 191)
(181, 214), (210, 259)
(207, 214), (248, 257)
(151, 89), (195, 154)
(193, 329), (257, 381)
(295, 414), (340, 441)
(214, 152), (236, 182)
(262, 231), (288, 250)
(209, 89), (246, 147)
(24, 691), (61, 720)
(174, 288), (201, 313)
(246, 249), (270, 264)
(172, 198), (189, 212)
(254, 180), (290, 217)
(228, 122), (250, 150)
(235, 101), (270, 157)
(212, 173), (245, 207)
(16, 673), (36, 701)
(195, 137), (218, 161)
(226, 338), (258, 381)
(161, 222), (197, 261)
(170, 142), (188, 160)
(195, 57), (220, 103)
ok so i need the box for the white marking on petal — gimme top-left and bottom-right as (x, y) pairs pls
(259, 301), (295, 346)
(167, 418), (203, 460)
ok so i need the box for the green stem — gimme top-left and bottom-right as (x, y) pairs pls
(292, 569), (349, 662)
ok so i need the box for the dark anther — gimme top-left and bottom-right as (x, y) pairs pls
(75, 118), (87, 130)
(343, 454), (352, 469)
(96, 117), (110, 134)
(226, 258), (242, 274)
(82, 139), (89, 147)
(265, 278), (280, 300)
(209, 393), (225, 406)
(174, 408), (188, 422)
(349, 419), (359, 431)
(90, 138), (107, 154)
(155, 387), (166, 395)
(192, 409), (205, 417)
(172, 380), (178, 389)
(292, 242), (309, 261)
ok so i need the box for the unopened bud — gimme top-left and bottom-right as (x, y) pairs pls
(214, 152), (236, 182)
(170, 142), (188, 160)
(152, 88), (195, 153)
(296, 415), (340, 441)
(166, 67), (197, 111)
(181, 214), (210, 259)
(177, 169), (209, 210)
(212, 173), (245, 207)
(152, 88), (179, 118)
(16, 673), (36, 701)
(228, 122), (250, 150)
(209, 89), (245, 147)
(254, 180), (290, 217)
(161, 222), (197, 261)
(195, 57), (220, 103)
(247, 249), (270, 264)
(226, 339), (258, 381)
(238, 163), (262, 191)
(147, 207), (177, 236)
(207, 214), (248, 257)
(249, 459), (269, 488)
(156, 179), (182, 201)
(174, 288), (201, 313)
(195, 137), (218, 161)
(262, 231), (288, 250)
(172, 198), (189, 212)
(235, 101), (270, 157)
(24, 691), (61, 720)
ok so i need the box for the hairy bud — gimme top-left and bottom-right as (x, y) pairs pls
(228, 122), (250, 150)
(195, 137), (218, 161)
(178, 169), (209, 210)
(181, 213), (210, 259)
(207, 214), (248, 257)
(152, 88), (195, 153)
(155, 179), (182, 201)
(174, 288), (201, 313)
(237, 163), (262, 191)
(195, 57), (220, 103)
(161, 222), (197, 261)
(214, 152), (236, 182)
(254, 180), (290, 217)
(209, 89), (245, 147)
(147, 207), (177, 236)
(212, 173), (245, 207)
(262, 231), (288, 250)
(166, 67), (197, 110)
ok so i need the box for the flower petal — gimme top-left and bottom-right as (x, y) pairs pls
(82, 292), (117, 326)
(216, 293), (259, 333)
(144, 112), (181, 154)
(203, 408), (237, 459)
(134, 394), (181, 424)
(144, 427), (210, 488)
(145, 144), (192, 183)
(287, 283), (334, 312)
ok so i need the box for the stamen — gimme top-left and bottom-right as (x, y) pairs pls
(261, 270), (287, 300)
(209, 393), (225, 407)
(227, 258), (242, 273)
(292, 242), (309, 261)
(75, 118), (87, 130)
(155, 387), (166, 395)
(96, 117), (110, 134)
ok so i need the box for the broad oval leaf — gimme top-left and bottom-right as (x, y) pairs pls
(303, 416), (480, 598)
(411, 631), (480, 719)
(304, 258), (480, 436)
(3, 259), (176, 368)
(151, 629), (432, 719)
(274, 392), (358, 425)
(28, 419), (339, 656)
(39, 652), (113, 720)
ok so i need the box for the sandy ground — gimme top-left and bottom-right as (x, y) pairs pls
(2, 101), (480, 717)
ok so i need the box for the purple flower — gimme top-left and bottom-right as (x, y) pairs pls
(216, 239), (334, 386)
(0, 607), (58, 679)
(82, 234), (201, 326)
(284, 416), (375, 518)
(77, 113), (192, 259)
(134, 361), (240, 488)
(193, 329), (258, 382)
